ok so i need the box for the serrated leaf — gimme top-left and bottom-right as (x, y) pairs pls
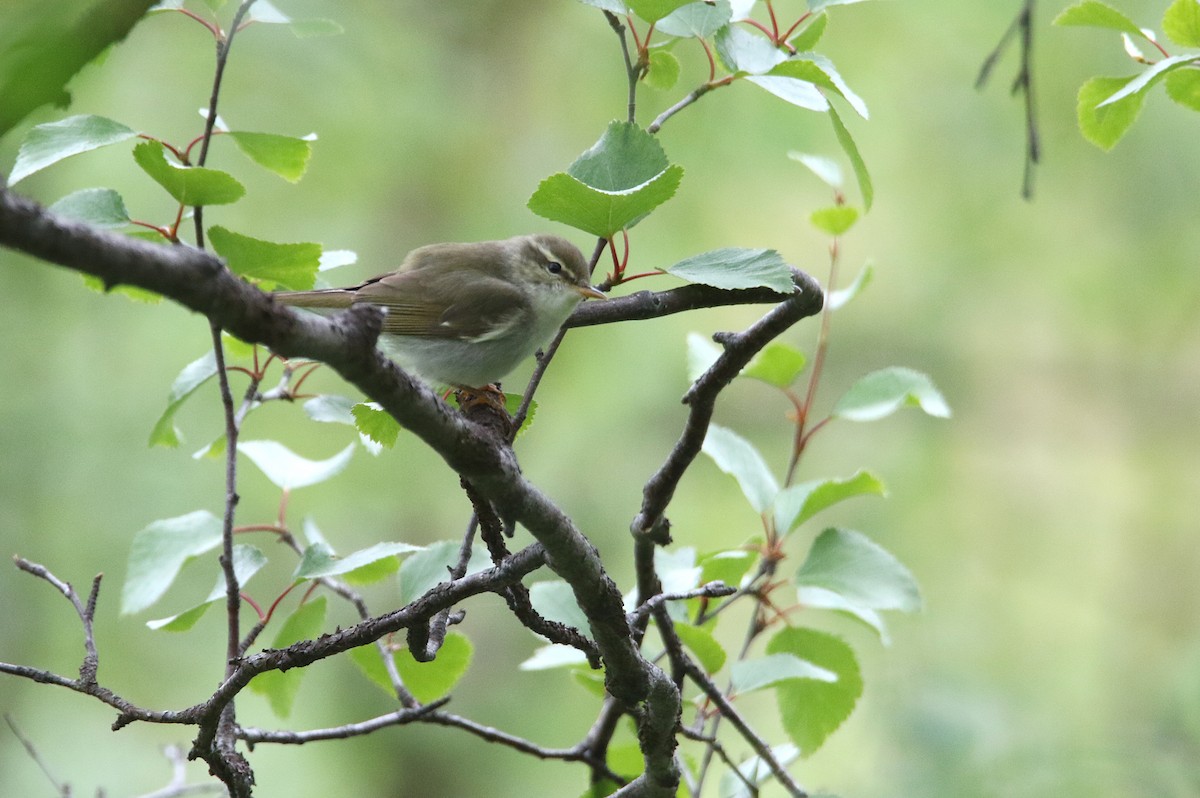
(149, 351), (218, 447)
(1077, 75), (1147, 149)
(790, 12), (828, 51)
(398, 540), (491, 605)
(131, 140), (245, 206)
(237, 440), (354, 490)
(767, 627), (862, 755)
(0, 3), (154, 137)
(1053, 0), (1145, 36)
(319, 249), (357, 271)
(10, 115), (138, 184)
(228, 131), (312, 182)
(1164, 0), (1200, 47)
(1097, 55), (1195, 107)
(529, 580), (592, 636)
(828, 262), (872, 310)
(519, 643), (590, 670)
(746, 74), (829, 111)
(742, 342), (807, 388)
(48, 188), (131, 228)
(352, 402), (402, 448)
(644, 50), (682, 91)
(698, 548), (757, 591)
(628, 0), (694, 22)
(730, 653), (837, 694)
(810, 205), (859, 236)
(529, 121), (684, 237)
(832, 367), (950, 421)
(208, 225), (320, 291)
(702, 424), (780, 514)
(797, 585), (890, 643)
(773, 470), (886, 534)
(294, 541), (423, 582)
(686, 332), (723, 382)
(303, 394), (357, 425)
(146, 544), (267, 631)
(770, 55), (868, 119)
(795, 527), (920, 612)
(1165, 68), (1200, 110)
(715, 24), (788, 74)
(664, 248), (794, 293)
(656, 547), (703, 596)
(393, 631), (473, 702)
(81, 274), (162, 304)
(788, 151), (842, 188)
(829, 106), (873, 210)
(718, 744), (801, 798)
(673, 622), (727, 673)
(249, 597), (327, 717)
(121, 510), (223, 614)
(657, 0), (733, 38)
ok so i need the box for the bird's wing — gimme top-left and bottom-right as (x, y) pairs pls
(355, 269), (529, 340)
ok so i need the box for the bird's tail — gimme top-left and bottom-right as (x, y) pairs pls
(273, 288), (357, 309)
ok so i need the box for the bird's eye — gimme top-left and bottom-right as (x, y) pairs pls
(546, 261), (563, 274)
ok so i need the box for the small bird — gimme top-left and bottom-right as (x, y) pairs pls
(274, 235), (605, 388)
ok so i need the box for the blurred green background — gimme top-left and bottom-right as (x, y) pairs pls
(2, 1), (1199, 796)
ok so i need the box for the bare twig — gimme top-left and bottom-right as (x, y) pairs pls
(976, 0), (1040, 199)
(238, 699), (448, 744)
(4, 713), (69, 797)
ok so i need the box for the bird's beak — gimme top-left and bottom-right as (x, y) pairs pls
(576, 284), (608, 300)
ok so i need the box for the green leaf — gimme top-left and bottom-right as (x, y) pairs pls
(80, 273), (162, 304)
(149, 351), (218, 447)
(529, 121), (684, 237)
(529, 580), (592, 635)
(1164, 0), (1200, 47)
(809, 205), (859, 236)
(207, 225), (321, 291)
(772, 470), (886, 534)
(770, 55), (868, 119)
(698, 548), (757, 591)
(808, 0), (870, 9)
(663, 248), (795, 293)
(228, 131), (313, 183)
(1077, 75), (1147, 150)
(797, 584), (890, 643)
(394, 631), (473, 702)
(294, 541), (423, 582)
(828, 262), (873, 310)
(519, 644), (589, 670)
(741, 342), (807, 388)
(249, 597), (327, 717)
(829, 106), (873, 210)
(1053, 0), (1145, 36)
(577, 0), (629, 14)
(1165, 68), (1200, 111)
(644, 50), (682, 91)
(657, 0), (732, 38)
(628, 0), (694, 23)
(831, 366), (951, 421)
(746, 74), (829, 111)
(398, 540), (491, 605)
(795, 527), (921, 612)
(0, 1), (153, 137)
(730, 652), (837, 694)
(131, 140), (245, 206)
(303, 394), (357, 425)
(767, 626), (862, 755)
(10, 115), (138, 184)
(48, 188), (130, 228)
(237, 440), (354, 490)
(145, 544), (268, 631)
(673, 623), (727, 673)
(718, 744), (801, 798)
(790, 12), (828, 51)
(686, 332), (722, 382)
(788, 151), (843, 188)
(352, 402), (402, 448)
(1096, 55), (1196, 107)
(701, 424), (780, 514)
(121, 510), (223, 614)
(715, 25), (787, 74)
